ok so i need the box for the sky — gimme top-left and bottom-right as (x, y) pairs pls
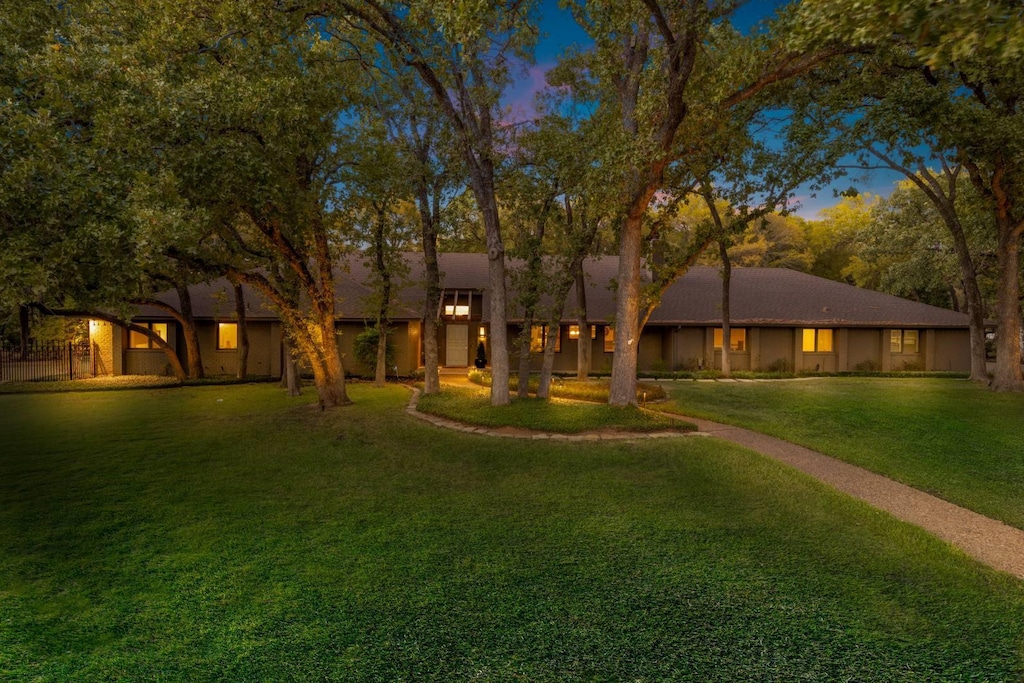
(501, 0), (904, 220)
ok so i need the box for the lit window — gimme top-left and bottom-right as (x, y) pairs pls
(604, 326), (615, 353)
(713, 328), (747, 351)
(530, 325), (544, 352)
(218, 322), (238, 350)
(129, 322), (169, 349)
(891, 329), (919, 353)
(529, 325), (561, 353)
(904, 330), (918, 353)
(442, 290), (476, 319)
(802, 329), (834, 353)
(568, 325), (597, 340)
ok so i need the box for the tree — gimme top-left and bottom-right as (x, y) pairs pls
(332, 0), (540, 406)
(796, 8), (1024, 389)
(847, 179), (997, 319)
(804, 195), (875, 283)
(560, 1), (853, 405)
(792, 0), (1024, 67)
(107, 1), (380, 406)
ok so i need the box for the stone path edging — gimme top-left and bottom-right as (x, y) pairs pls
(405, 388), (704, 441)
(408, 386), (1024, 579)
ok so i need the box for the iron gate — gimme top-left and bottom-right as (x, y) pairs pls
(0, 340), (92, 383)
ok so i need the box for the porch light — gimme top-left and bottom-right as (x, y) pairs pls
(478, 325), (487, 339)
(569, 325), (579, 340)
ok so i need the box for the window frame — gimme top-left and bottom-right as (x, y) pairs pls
(603, 326), (615, 353)
(217, 322), (239, 351)
(529, 325), (561, 353)
(568, 324), (597, 340)
(128, 322), (169, 350)
(891, 329), (919, 354)
(802, 328), (834, 353)
(713, 328), (747, 352)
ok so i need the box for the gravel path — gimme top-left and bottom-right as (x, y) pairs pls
(687, 416), (1024, 580)
(412, 385), (1024, 579)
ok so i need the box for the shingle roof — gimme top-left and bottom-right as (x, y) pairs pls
(650, 266), (970, 328)
(132, 253), (969, 329)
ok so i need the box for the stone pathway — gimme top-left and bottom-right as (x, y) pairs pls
(408, 386), (1024, 580)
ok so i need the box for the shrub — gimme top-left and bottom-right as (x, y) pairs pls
(353, 327), (393, 372)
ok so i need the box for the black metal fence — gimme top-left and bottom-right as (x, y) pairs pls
(0, 340), (92, 383)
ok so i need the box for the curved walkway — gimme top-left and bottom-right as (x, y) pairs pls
(407, 387), (1024, 580)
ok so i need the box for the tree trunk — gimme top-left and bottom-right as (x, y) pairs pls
(476, 182), (510, 406)
(417, 181), (442, 395)
(303, 315), (350, 407)
(281, 334), (301, 396)
(944, 219), (988, 382)
(517, 313), (534, 398)
(719, 240), (732, 378)
(18, 305), (29, 357)
(175, 283), (204, 379)
(233, 282), (249, 380)
(537, 321), (559, 399)
(990, 214), (1023, 391)
(372, 205), (393, 388)
(575, 264), (590, 381)
(609, 193), (655, 406)
(375, 326), (388, 387)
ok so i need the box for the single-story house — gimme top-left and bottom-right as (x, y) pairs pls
(89, 253), (972, 377)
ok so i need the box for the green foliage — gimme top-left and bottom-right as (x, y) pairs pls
(3, 384), (1024, 680)
(353, 327), (394, 371)
(845, 178), (997, 311)
(791, 0), (1024, 66)
(804, 195), (877, 282)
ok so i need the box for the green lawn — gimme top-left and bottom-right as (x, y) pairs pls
(661, 378), (1024, 531)
(3, 384), (1024, 681)
(418, 383), (694, 433)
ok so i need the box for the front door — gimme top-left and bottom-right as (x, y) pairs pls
(445, 324), (469, 367)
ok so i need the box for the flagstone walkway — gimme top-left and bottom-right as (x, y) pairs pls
(408, 386), (1024, 580)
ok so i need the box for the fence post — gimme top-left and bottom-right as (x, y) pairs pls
(68, 341), (73, 380)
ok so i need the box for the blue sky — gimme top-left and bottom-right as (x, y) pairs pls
(502, 0), (902, 220)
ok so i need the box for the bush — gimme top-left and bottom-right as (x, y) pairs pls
(353, 327), (394, 372)
(466, 371), (667, 402)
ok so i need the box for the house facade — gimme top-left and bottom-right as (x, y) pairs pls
(90, 253), (973, 378)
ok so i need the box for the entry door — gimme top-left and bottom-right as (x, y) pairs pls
(445, 325), (469, 366)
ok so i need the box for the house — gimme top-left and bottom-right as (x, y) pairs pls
(88, 253), (973, 378)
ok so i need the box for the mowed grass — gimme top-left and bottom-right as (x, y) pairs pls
(661, 378), (1024, 530)
(2, 384), (1023, 681)
(418, 383), (694, 433)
